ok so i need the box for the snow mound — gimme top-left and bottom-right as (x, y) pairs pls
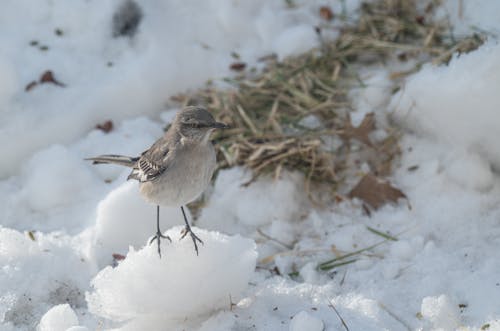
(199, 167), (307, 234)
(86, 227), (257, 322)
(37, 304), (79, 331)
(390, 41), (500, 169)
(21, 144), (98, 212)
(443, 150), (494, 192)
(91, 181), (184, 266)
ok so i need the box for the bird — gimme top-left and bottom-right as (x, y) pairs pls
(87, 106), (229, 257)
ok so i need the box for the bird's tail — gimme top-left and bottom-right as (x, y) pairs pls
(85, 154), (139, 167)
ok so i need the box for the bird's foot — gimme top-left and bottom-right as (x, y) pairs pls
(180, 226), (203, 255)
(149, 231), (172, 258)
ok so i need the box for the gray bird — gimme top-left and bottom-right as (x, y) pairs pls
(87, 106), (229, 257)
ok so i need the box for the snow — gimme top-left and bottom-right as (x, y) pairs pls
(436, 0), (500, 37)
(0, 228), (92, 330)
(0, 0), (348, 178)
(21, 145), (98, 212)
(199, 167), (307, 233)
(37, 304), (79, 331)
(1, 0), (500, 330)
(289, 311), (324, 331)
(390, 41), (500, 169)
(421, 295), (461, 331)
(87, 227), (257, 326)
(91, 181), (184, 267)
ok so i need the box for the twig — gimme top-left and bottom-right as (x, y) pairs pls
(366, 226), (398, 241)
(257, 228), (293, 250)
(328, 299), (350, 331)
(318, 239), (389, 270)
(378, 302), (412, 331)
(236, 104), (260, 135)
(229, 294), (237, 311)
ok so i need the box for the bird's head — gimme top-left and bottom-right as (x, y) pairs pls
(174, 106), (229, 143)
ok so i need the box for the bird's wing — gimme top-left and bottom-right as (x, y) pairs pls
(127, 136), (173, 182)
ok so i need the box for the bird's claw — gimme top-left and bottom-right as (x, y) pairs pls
(180, 226), (203, 255)
(149, 231), (172, 258)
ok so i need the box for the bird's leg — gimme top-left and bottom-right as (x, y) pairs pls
(149, 205), (172, 257)
(179, 206), (203, 255)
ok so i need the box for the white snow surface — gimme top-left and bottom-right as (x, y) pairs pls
(289, 310), (324, 331)
(1, 1), (500, 331)
(37, 304), (79, 331)
(87, 227), (257, 325)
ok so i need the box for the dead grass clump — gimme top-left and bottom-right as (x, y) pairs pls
(172, 0), (485, 198)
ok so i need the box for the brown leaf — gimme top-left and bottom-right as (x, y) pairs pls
(319, 6), (334, 21)
(25, 81), (38, 92)
(112, 253), (126, 261)
(96, 120), (114, 133)
(339, 112), (375, 147)
(348, 173), (406, 210)
(40, 70), (66, 87)
(230, 62), (246, 71)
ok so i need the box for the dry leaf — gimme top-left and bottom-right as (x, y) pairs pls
(25, 81), (38, 92)
(40, 70), (66, 87)
(349, 173), (406, 210)
(112, 253), (126, 261)
(96, 120), (114, 133)
(415, 15), (425, 25)
(339, 112), (375, 147)
(230, 62), (246, 71)
(319, 6), (334, 21)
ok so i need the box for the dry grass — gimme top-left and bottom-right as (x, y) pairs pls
(172, 0), (485, 198)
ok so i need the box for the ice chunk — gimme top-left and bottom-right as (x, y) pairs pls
(421, 295), (460, 330)
(37, 304), (78, 331)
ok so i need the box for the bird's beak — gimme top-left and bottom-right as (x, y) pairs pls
(212, 122), (230, 129)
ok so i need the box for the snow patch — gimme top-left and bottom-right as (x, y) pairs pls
(0, 228), (92, 329)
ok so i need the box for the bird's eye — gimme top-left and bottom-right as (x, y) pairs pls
(185, 122), (203, 128)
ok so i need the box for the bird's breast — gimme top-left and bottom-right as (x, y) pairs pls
(139, 144), (216, 207)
